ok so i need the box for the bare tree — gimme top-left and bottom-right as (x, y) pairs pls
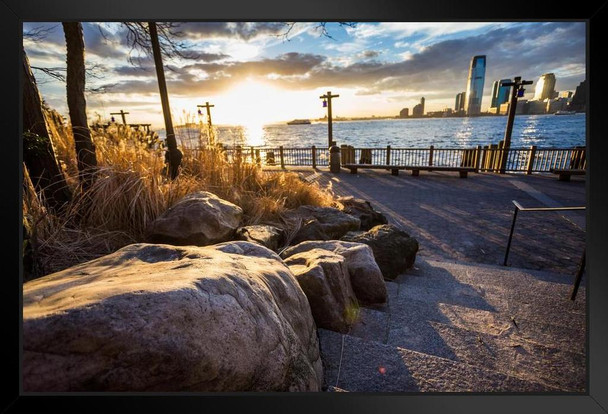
(62, 22), (98, 190)
(22, 48), (72, 211)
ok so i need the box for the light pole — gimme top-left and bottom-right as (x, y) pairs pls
(320, 91), (339, 147)
(500, 77), (533, 174)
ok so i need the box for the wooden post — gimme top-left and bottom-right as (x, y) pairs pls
(279, 146), (285, 169)
(250, 146), (255, 163)
(475, 145), (482, 170)
(488, 144), (497, 172)
(197, 101), (215, 145)
(386, 145), (391, 165)
(110, 109), (130, 125)
(255, 149), (261, 165)
(526, 145), (537, 175)
(312, 145), (317, 169)
(429, 145), (434, 167)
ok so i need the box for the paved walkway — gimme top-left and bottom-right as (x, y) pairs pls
(320, 258), (586, 392)
(296, 168), (586, 276)
(268, 167), (586, 392)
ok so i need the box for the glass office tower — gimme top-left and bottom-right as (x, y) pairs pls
(465, 55), (486, 116)
(490, 79), (511, 108)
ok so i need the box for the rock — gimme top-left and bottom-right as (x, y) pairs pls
(145, 191), (242, 246)
(337, 196), (388, 231)
(341, 224), (419, 280)
(283, 249), (359, 333)
(283, 206), (360, 245)
(281, 241), (387, 305)
(23, 242), (322, 392)
(235, 225), (285, 251)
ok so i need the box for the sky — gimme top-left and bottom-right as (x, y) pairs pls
(23, 21), (586, 129)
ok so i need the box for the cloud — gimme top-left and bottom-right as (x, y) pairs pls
(179, 22), (290, 40)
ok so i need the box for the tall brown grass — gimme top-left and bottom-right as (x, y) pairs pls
(23, 114), (336, 280)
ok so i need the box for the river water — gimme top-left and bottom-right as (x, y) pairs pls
(160, 113), (585, 149)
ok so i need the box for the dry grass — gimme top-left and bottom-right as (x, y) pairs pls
(24, 115), (336, 280)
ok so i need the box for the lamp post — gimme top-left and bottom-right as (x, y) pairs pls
(320, 91), (339, 148)
(500, 77), (533, 174)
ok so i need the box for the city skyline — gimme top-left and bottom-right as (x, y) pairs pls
(24, 22), (586, 128)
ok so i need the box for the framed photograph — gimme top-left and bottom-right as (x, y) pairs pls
(5, 0), (607, 412)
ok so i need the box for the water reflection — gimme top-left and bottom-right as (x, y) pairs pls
(243, 121), (265, 147)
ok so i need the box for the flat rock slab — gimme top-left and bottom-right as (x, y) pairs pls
(319, 329), (555, 392)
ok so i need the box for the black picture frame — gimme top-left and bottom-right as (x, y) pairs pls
(3, 0), (607, 412)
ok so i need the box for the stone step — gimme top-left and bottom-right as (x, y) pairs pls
(318, 329), (558, 392)
(385, 319), (585, 392)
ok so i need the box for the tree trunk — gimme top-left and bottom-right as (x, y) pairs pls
(22, 48), (72, 211)
(148, 21), (182, 179)
(62, 22), (97, 190)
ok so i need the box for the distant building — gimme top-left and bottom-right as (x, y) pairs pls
(464, 55), (486, 116)
(490, 79), (511, 109)
(500, 99), (528, 115)
(454, 91), (466, 112)
(546, 97), (569, 113)
(399, 108), (409, 118)
(527, 100), (547, 115)
(533, 73), (558, 101)
(412, 97), (425, 117)
(568, 80), (587, 112)
(559, 91), (573, 99)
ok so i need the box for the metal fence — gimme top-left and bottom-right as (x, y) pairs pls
(182, 144), (586, 174)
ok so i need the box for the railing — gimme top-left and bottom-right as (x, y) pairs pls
(181, 144), (586, 174)
(503, 200), (586, 301)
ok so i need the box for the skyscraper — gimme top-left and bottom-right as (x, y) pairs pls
(412, 97), (425, 117)
(533, 73), (557, 101)
(490, 79), (511, 108)
(465, 55), (486, 116)
(454, 92), (466, 112)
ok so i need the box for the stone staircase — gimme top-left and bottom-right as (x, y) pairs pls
(318, 258), (586, 392)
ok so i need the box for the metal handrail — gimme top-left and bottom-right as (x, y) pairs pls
(503, 200), (586, 301)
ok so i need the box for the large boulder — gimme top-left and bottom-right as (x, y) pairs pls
(145, 191), (242, 246)
(283, 249), (359, 333)
(337, 196), (388, 231)
(235, 224), (285, 251)
(23, 242), (322, 392)
(281, 241), (387, 306)
(283, 206), (360, 245)
(341, 224), (419, 280)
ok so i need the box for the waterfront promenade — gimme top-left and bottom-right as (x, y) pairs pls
(298, 168), (586, 276)
(290, 167), (586, 392)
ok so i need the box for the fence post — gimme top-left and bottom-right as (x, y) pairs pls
(250, 146), (254, 163)
(312, 145), (317, 169)
(429, 145), (434, 167)
(255, 149), (261, 165)
(386, 145), (391, 165)
(526, 145), (537, 175)
(279, 146), (285, 169)
(497, 140), (504, 173)
(475, 145), (482, 170)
